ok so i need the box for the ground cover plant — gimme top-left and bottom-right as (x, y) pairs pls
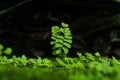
(0, 52), (120, 80)
(0, 23), (120, 80)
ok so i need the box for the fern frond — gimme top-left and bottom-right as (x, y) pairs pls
(51, 22), (72, 59)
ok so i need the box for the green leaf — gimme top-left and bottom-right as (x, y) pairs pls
(64, 36), (72, 39)
(56, 39), (63, 43)
(59, 28), (64, 32)
(61, 22), (69, 27)
(52, 50), (61, 55)
(64, 28), (71, 33)
(56, 50), (62, 54)
(52, 35), (64, 40)
(36, 57), (42, 64)
(21, 55), (27, 60)
(4, 47), (12, 55)
(62, 47), (69, 54)
(77, 52), (86, 61)
(52, 26), (60, 34)
(63, 42), (71, 48)
(77, 52), (82, 57)
(56, 35), (64, 39)
(56, 58), (66, 66)
(55, 43), (63, 48)
(52, 34), (58, 38)
(52, 26), (59, 31)
(85, 52), (95, 61)
(95, 52), (101, 57)
(43, 58), (51, 64)
(64, 39), (72, 44)
(50, 41), (56, 45)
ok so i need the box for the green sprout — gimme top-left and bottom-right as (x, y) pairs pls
(51, 22), (72, 59)
(20, 55), (27, 66)
(0, 44), (12, 56)
(4, 47), (12, 55)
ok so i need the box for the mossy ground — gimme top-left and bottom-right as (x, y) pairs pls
(0, 52), (120, 80)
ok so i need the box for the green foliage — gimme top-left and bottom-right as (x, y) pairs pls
(0, 22), (120, 80)
(0, 44), (12, 56)
(0, 52), (120, 80)
(51, 22), (72, 59)
(3, 47), (12, 55)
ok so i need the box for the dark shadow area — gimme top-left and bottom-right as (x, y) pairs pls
(0, 0), (120, 58)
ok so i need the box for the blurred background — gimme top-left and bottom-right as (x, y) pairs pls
(0, 0), (120, 58)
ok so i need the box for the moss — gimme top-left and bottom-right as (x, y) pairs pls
(0, 52), (120, 80)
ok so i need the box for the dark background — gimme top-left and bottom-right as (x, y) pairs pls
(0, 0), (120, 58)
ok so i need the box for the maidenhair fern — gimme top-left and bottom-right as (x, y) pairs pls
(51, 22), (72, 59)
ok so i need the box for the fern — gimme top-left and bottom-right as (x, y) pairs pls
(51, 22), (72, 59)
